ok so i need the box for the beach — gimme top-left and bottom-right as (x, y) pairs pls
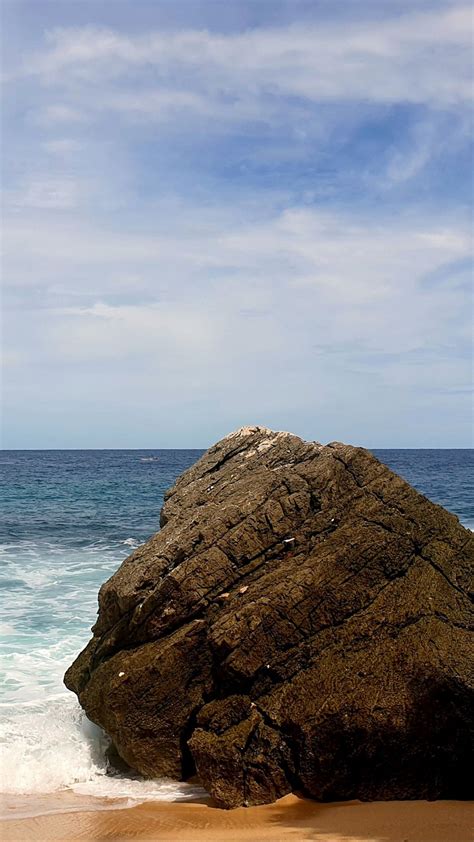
(1, 450), (472, 838)
(2, 794), (473, 841)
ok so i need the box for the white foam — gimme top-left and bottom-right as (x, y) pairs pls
(0, 693), (206, 813)
(121, 538), (141, 548)
(0, 632), (93, 703)
(0, 696), (107, 795)
(19, 570), (55, 588)
(0, 515), (206, 815)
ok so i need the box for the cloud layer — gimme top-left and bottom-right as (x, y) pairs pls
(2, 0), (472, 447)
(27, 6), (472, 107)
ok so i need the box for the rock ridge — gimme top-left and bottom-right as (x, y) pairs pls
(65, 426), (474, 807)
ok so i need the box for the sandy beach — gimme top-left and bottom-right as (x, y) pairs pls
(1, 794), (473, 842)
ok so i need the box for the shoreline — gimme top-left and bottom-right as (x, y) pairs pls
(1, 794), (473, 842)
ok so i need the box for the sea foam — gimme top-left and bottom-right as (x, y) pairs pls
(0, 693), (206, 814)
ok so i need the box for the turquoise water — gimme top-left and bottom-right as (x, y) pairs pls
(0, 448), (472, 806)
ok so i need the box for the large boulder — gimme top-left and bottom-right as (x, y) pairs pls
(65, 426), (473, 807)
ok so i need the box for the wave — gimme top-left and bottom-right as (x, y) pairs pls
(0, 693), (206, 816)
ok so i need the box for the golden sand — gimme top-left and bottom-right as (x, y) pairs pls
(1, 794), (473, 842)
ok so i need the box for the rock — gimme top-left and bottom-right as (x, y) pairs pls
(65, 426), (474, 808)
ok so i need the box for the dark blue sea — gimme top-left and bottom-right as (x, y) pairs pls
(1, 448), (472, 809)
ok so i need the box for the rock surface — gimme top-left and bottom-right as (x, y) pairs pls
(65, 426), (474, 807)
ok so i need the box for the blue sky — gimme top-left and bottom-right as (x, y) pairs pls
(1, 0), (472, 448)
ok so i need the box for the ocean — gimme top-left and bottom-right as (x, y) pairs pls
(1, 448), (473, 814)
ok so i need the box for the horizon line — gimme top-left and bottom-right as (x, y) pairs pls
(1, 446), (473, 452)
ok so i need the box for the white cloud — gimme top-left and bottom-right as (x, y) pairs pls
(105, 89), (218, 121)
(384, 111), (472, 185)
(3, 197), (471, 446)
(33, 104), (88, 125)
(16, 4), (472, 117)
(43, 138), (83, 156)
(0, 351), (26, 369)
(7, 177), (84, 210)
(50, 301), (217, 362)
(3, 203), (471, 371)
(4, 203), (470, 293)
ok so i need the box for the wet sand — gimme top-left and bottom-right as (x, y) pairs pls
(1, 794), (473, 842)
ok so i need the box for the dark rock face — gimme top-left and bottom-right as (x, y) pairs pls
(65, 426), (474, 808)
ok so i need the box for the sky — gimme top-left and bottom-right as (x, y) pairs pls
(1, 0), (473, 448)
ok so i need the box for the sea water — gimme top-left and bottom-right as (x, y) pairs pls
(1, 448), (473, 813)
